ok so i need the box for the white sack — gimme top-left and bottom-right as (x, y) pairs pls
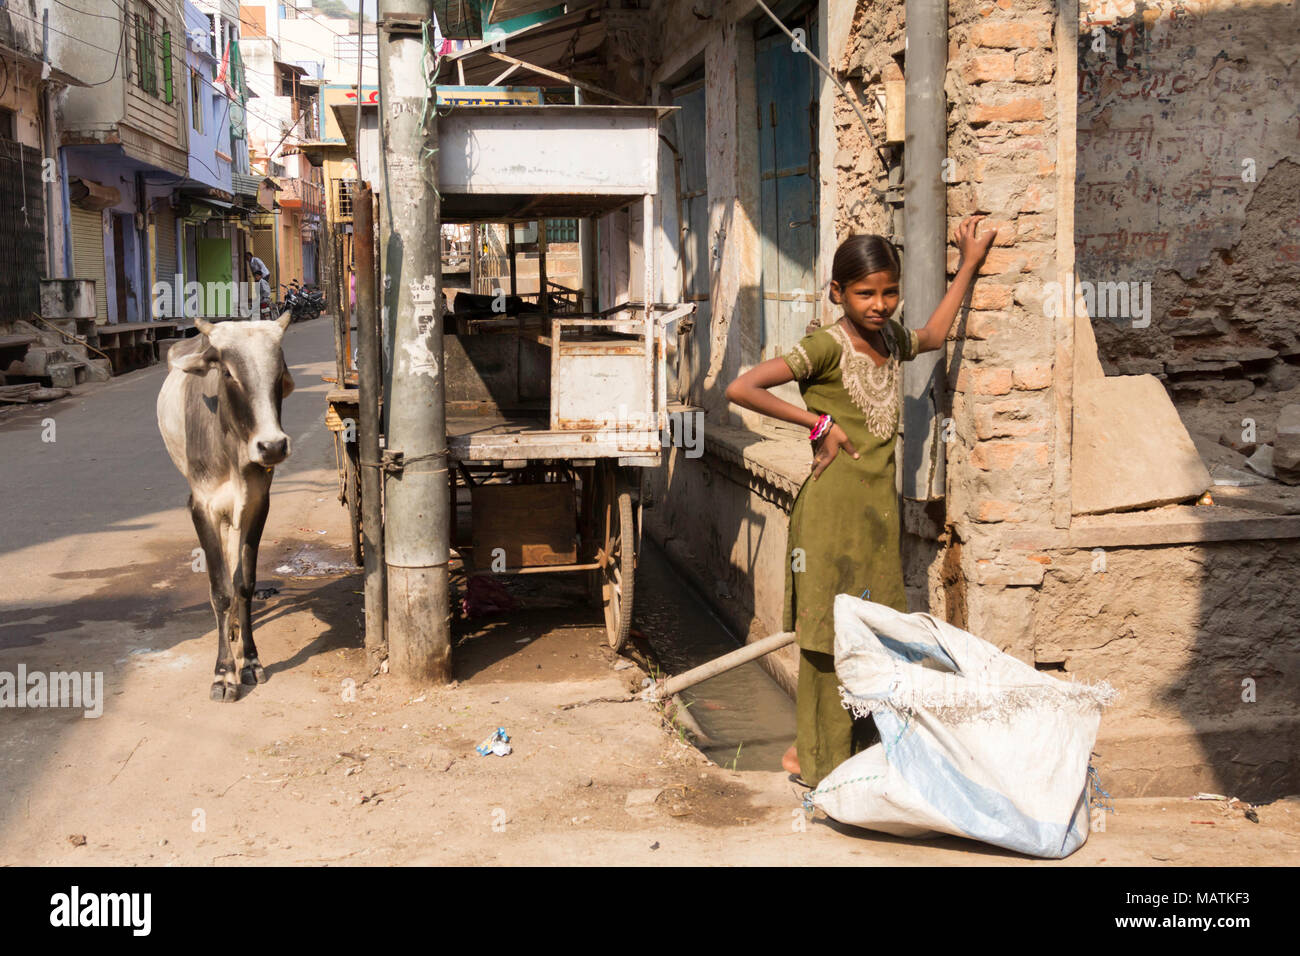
(809, 595), (1116, 859)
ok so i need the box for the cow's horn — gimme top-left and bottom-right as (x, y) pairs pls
(195, 318), (215, 337)
(276, 310), (292, 330)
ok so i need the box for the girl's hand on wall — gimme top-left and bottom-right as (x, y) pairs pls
(812, 424), (858, 480)
(956, 214), (997, 268)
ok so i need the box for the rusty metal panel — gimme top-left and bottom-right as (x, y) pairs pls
(552, 350), (650, 428)
(549, 315), (654, 431)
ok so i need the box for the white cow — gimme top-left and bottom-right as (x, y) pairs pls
(157, 314), (295, 701)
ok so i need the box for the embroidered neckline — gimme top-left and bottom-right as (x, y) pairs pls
(825, 322), (901, 441)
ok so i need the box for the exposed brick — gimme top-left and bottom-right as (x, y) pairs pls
(970, 283), (1013, 309)
(970, 19), (1052, 51)
(970, 440), (1049, 470)
(976, 136), (1047, 155)
(1013, 364), (1052, 390)
(946, 183), (977, 215)
(977, 561), (1046, 585)
(974, 403), (1047, 439)
(966, 310), (1003, 340)
(974, 500), (1023, 523)
(1014, 51), (1055, 83)
(1027, 553), (1052, 565)
(950, 245), (1043, 276)
(972, 154), (1050, 179)
(955, 367), (1014, 395)
(970, 95), (1046, 124)
(960, 52), (1015, 84)
(1014, 214), (1053, 241)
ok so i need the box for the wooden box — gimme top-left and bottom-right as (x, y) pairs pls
(470, 481), (577, 569)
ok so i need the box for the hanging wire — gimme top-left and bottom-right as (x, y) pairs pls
(752, 0), (890, 192)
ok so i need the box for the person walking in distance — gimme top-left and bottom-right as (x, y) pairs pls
(245, 251), (271, 320)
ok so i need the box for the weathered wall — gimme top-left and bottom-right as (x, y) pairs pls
(1029, 541), (1300, 797)
(1076, 0), (1300, 418)
(639, 0), (1299, 799)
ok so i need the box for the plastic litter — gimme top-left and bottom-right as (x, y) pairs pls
(808, 595), (1116, 859)
(475, 727), (512, 757)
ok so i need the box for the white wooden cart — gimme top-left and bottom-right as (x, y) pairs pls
(330, 103), (693, 651)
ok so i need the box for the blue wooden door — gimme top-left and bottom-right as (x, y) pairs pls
(757, 13), (819, 362)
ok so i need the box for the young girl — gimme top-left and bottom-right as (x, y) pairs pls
(725, 216), (996, 787)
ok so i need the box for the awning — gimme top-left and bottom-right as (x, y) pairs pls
(446, 5), (609, 88)
(68, 177), (121, 211)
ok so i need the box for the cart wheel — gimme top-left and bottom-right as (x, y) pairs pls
(600, 471), (635, 651)
(345, 445), (362, 567)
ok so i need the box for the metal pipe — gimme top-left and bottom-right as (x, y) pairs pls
(901, 0), (949, 502)
(378, 0), (452, 682)
(355, 181), (387, 673)
(640, 631), (796, 702)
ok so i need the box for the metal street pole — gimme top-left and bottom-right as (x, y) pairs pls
(355, 181), (387, 673)
(901, 0), (949, 502)
(377, 1), (451, 682)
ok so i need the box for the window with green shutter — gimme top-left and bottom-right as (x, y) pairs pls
(134, 14), (146, 90)
(134, 3), (162, 97)
(161, 31), (173, 103)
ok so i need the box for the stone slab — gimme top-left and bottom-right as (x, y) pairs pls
(1072, 374), (1211, 515)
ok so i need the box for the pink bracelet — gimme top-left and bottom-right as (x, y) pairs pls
(809, 414), (832, 442)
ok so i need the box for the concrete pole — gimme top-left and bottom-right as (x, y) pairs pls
(378, 1), (451, 682)
(901, 0), (948, 502)
(355, 181), (387, 673)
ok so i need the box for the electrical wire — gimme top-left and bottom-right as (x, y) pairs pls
(752, 0), (890, 186)
(49, 0), (126, 22)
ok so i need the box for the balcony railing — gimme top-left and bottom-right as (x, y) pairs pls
(277, 177), (325, 216)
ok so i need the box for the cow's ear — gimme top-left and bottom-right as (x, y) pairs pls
(171, 346), (218, 375)
(279, 365), (296, 398)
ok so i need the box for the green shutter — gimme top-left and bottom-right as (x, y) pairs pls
(135, 15), (145, 89)
(162, 31), (173, 103)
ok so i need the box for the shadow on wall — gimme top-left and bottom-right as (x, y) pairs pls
(1069, 0), (1300, 799)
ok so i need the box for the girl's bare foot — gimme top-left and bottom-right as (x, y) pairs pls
(782, 743), (800, 776)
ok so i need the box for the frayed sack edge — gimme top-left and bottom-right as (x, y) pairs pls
(839, 680), (1119, 724)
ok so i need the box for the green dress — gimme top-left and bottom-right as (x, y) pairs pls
(780, 317), (920, 787)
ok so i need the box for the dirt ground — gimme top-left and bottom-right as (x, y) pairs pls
(1, 322), (1297, 866)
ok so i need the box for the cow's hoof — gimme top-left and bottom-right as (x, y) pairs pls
(210, 680), (239, 702)
(240, 661), (266, 685)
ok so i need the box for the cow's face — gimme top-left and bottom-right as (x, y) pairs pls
(175, 314), (296, 468)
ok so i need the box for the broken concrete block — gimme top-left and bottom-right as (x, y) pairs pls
(46, 362), (84, 389)
(84, 358), (112, 382)
(1171, 312), (1230, 337)
(1245, 444), (1276, 479)
(1217, 430), (1257, 456)
(1194, 346), (1278, 364)
(1164, 359), (1241, 376)
(1170, 379), (1255, 403)
(1072, 374), (1212, 515)
(1273, 404), (1300, 480)
(1266, 363), (1300, 391)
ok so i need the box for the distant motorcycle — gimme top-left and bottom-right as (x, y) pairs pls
(279, 280), (325, 323)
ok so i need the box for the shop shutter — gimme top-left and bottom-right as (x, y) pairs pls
(153, 207), (178, 316)
(70, 206), (108, 323)
(252, 221), (277, 290)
